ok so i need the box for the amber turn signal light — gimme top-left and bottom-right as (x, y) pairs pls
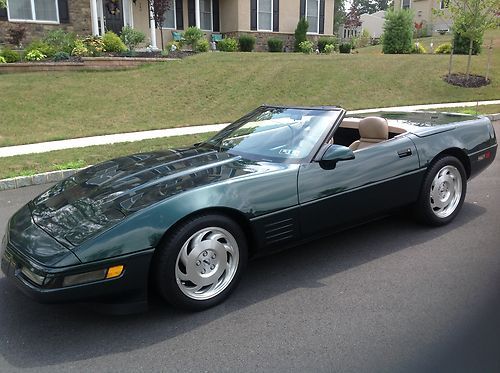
(106, 265), (124, 279)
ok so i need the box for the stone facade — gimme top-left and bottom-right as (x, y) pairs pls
(223, 31), (335, 52)
(0, 0), (92, 47)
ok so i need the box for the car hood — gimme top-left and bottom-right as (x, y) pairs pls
(30, 146), (260, 247)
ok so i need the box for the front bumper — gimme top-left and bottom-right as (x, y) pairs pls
(1, 243), (154, 313)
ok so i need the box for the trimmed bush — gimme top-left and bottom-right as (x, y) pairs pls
(453, 31), (481, 55)
(317, 37), (338, 53)
(382, 9), (414, 54)
(299, 40), (313, 54)
(26, 40), (56, 58)
(43, 29), (76, 54)
(196, 39), (210, 52)
(0, 48), (21, 63)
(184, 26), (204, 47)
(294, 17), (309, 52)
(102, 31), (127, 52)
(53, 51), (70, 61)
(339, 43), (352, 53)
(435, 42), (452, 54)
(25, 50), (47, 61)
(411, 43), (427, 54)
(239, 34), (256, 52)
(120, 26), (146, 51)
(218, 38), (238, 52)
(267, 37), (283, 52)
(324, 44), (335, 54)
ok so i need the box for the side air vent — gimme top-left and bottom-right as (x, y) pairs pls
(263, 218), (297, 245)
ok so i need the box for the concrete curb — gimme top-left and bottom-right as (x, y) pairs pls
(0, 113), (498, 192)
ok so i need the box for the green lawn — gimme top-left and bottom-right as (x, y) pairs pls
(428, 104), (500, 115)
(1, 28), (499, 148)
(0, 133), (212, 179)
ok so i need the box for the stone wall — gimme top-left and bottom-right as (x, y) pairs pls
(223, 31), (335, 52)
(0, 0), (92, 47)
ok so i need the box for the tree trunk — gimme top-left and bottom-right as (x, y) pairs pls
(466, 37), (473, 81)
(160, 28), (164, 50)
(448, 39), (455, 79)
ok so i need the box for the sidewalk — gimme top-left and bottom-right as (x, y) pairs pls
(1, 99), (499, 158)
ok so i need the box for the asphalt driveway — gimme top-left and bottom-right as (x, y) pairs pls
(0, 128), (499, 372)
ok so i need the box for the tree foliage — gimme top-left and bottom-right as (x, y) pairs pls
(333, 0), (346, 33)
(352, 0), (393, 15)
(148, 0), (174, 49)
(382, 8), (413, 54)
(0, 0), (6, 9)
(294, 17), (309, 52)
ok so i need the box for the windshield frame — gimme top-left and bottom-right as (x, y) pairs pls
(200, 105), (345, 164)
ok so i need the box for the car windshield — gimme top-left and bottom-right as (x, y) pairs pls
(202, 107), (341, 163)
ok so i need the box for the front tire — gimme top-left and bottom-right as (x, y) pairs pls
(415, 156), (467, 226)
(154, 214), (248, 311)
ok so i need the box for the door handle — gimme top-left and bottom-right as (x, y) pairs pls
(397, 148), (412, 158)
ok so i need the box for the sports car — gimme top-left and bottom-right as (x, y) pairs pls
(1, 106), (497, 312)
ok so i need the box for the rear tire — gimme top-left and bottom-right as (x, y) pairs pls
(154, 214), (248, 311)
(414, 156), (467, 226)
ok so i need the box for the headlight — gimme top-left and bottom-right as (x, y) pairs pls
(20, 266), (46, 286)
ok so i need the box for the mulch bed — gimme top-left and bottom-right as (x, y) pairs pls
(443, 73), (491, 88)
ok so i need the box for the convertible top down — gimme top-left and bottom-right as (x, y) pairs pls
(1, 106), (497, 312)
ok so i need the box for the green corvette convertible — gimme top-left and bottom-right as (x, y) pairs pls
(1, 106), (497, 312)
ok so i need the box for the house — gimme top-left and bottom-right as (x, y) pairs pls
(359, 10), (385, 38)
(393, 0), (451, 35)
(0, 0), (336, 51)
(338, 6), (361, 41)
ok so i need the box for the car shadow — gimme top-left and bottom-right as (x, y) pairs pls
(0, 202), (486, 368)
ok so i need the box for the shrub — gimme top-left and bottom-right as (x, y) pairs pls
(0, 56), (6, 64)
(183, 26), (204, 47)
(382, 9), (414, 54)
(53, 51), (70, 61)
(411, 42), (427, 54)
(0, 48), (21, 63)
(435, 42), (452, 54)
(324, 44), (335, 54)
(452, 30), (481, 55)
(102, 31), (127, 52)
(120, 26), (146, 51)
(218, 38), (238, 52)
(26, 40), (56, 58)
(166, 40), (181, 52)
(339, 43), (352, 53)
(161, 48), (170, 57)
(238, 34), (255, 52)
(267, 37), (283, 52)
(81, 35), (105, 56)
(294, 17), (309, 52)
(71, 39), (89, 57)
(196, 38), (210, 52)
(317, 37), (338, 53)
(7, 25), (26, 47)
(356, 29), (371, 48)
(299, 40), (313, 54)
(43, 29), (76, 54)
(25, 49), (47, 61)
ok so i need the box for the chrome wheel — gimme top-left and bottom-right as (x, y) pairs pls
(175, 227), (239, 301)
(429, 165), (462, 218)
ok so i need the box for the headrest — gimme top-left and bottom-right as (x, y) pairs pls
(359, 117), (388, 141)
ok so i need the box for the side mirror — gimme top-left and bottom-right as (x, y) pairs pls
(319, 144), (355, 170)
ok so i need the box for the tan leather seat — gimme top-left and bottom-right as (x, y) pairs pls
(349, 117), (388, 151)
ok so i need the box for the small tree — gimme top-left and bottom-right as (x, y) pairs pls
(294, 17), (309, 52)
(148, 0), (173, 50)
(382, 9), (413, 54)
(445, 0), (499, 80)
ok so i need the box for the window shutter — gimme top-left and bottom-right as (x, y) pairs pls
(57, 0), (70, 23)
(299, 0), (305, 19)
(273, 0), (279, 32)
(212, 0), (219, 32)
(176, 0), (184, 29)
(188, 0), (195, 27)
(0, 6), (7, 20)
(250, 0), (257, 30)
(319, 0), (325, 34)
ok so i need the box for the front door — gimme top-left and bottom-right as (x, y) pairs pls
(104, 0), (124, 35)
(298, 136), (422, 237)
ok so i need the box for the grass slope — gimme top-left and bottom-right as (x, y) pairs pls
(0, 29), (499, 147)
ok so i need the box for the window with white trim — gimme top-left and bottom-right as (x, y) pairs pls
(401, 0), (411, 9)
(200, 0), (212, 31)
(306, 0), (320, 34)
(162, 0), (176, 29)
(7, 0), (59, 23)
(257, 0), (272, 31)
(440, 0), (449, 9)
